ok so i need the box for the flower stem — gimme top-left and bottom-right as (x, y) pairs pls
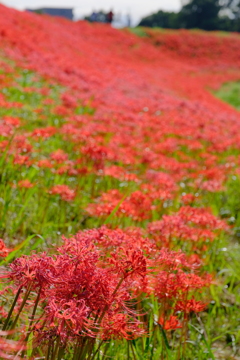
(10, 283), (32, 330)
(2, 286), (22, 330)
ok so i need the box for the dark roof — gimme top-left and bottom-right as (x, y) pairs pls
(26, 8), (73, 20)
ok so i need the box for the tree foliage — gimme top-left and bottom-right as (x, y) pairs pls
(138, 0), (240, 31)
(138, 10), (180, 29)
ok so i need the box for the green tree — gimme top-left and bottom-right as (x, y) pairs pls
(179, 0), (221, 30)
(138, 10), (180, 29)
(138, 0), (240, 31)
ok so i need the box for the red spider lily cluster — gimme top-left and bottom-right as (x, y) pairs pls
(0, 3), (239, 359)
(148, 206), (228, 251)
(49, 184), (76, 201)
(1, 227), (209, 358)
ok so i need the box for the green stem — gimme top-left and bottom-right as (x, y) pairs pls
(130, 341), (137, 360)
(102, 342), (110, 359)
(78, 340), (90, 360)
(26, 286), (42, 339)
(57, 345), (65, 360)
(98, 277), (125, 325)
(10, 283), (32, 330)
(46, 341), (52, 360)
(73, 338), (85, 360)
(21, 287), (42, 358)
(51, 336), (60, 360)
(3, 286), (22, 330)
(89, 340), (104, 360)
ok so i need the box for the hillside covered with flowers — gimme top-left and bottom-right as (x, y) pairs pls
(0, 4), (240, 360)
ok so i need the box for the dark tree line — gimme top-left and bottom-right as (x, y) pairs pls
(138, 0), (240, 31)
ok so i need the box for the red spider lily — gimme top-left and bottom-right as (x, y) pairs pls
(153, 270), (210, 301)
(6, 230), (148, 346)
(102, 165), (139, 182)
(181, 193), (198, 205)
(100, 313), (146, 340)
(43, 98), (54, 105)
(61, 92), (78, 109)
(87, 189), (154, 221)
(199, 179), (225, 192)
(148, 207), (228, 249)
(46, 298), (90, 335)
(158, 315), (182, 331)
(0, 331), (24, 360)
(50, 149), (68, 163)
(140, 183), (174, 202)
(9, 253), (57, 289)
(0, 140), (9, 151)
(9, 135), (32, 154)
(13, 155), (31, 166)
(54, 105), (72, 116)
(3, 226), (212, 357)
(37, 159), (53, 168)
(178, 206), (228, 230)
(147, 247), (212, 303)
(154, 248), (192, 270)
(0, 123), (14, 137)
(2, 116), (21, 127)
(71, 225), (155, 255)
(55, 161), (76, 175)
(110, 248), (147, 279)
(175, 298), (207, 314)
(32, 126), (57, 138)
(0, 239), (10, 257)
(0, 117), (20, 137)
(187, 254), (202, 266)
(0, 5), (238, 357)
(17, 179), (34, 189)
(146, 170), (177, 192)
(81, 144), (116, 169)
(49, 185), (76, 201)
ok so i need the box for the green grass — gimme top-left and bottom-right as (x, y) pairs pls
(130, 27), (235, 38)
(128, 27), (148, 37)
(215, 81), (240, 110)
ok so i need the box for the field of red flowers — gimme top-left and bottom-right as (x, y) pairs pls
(0, 4), (240, 360)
